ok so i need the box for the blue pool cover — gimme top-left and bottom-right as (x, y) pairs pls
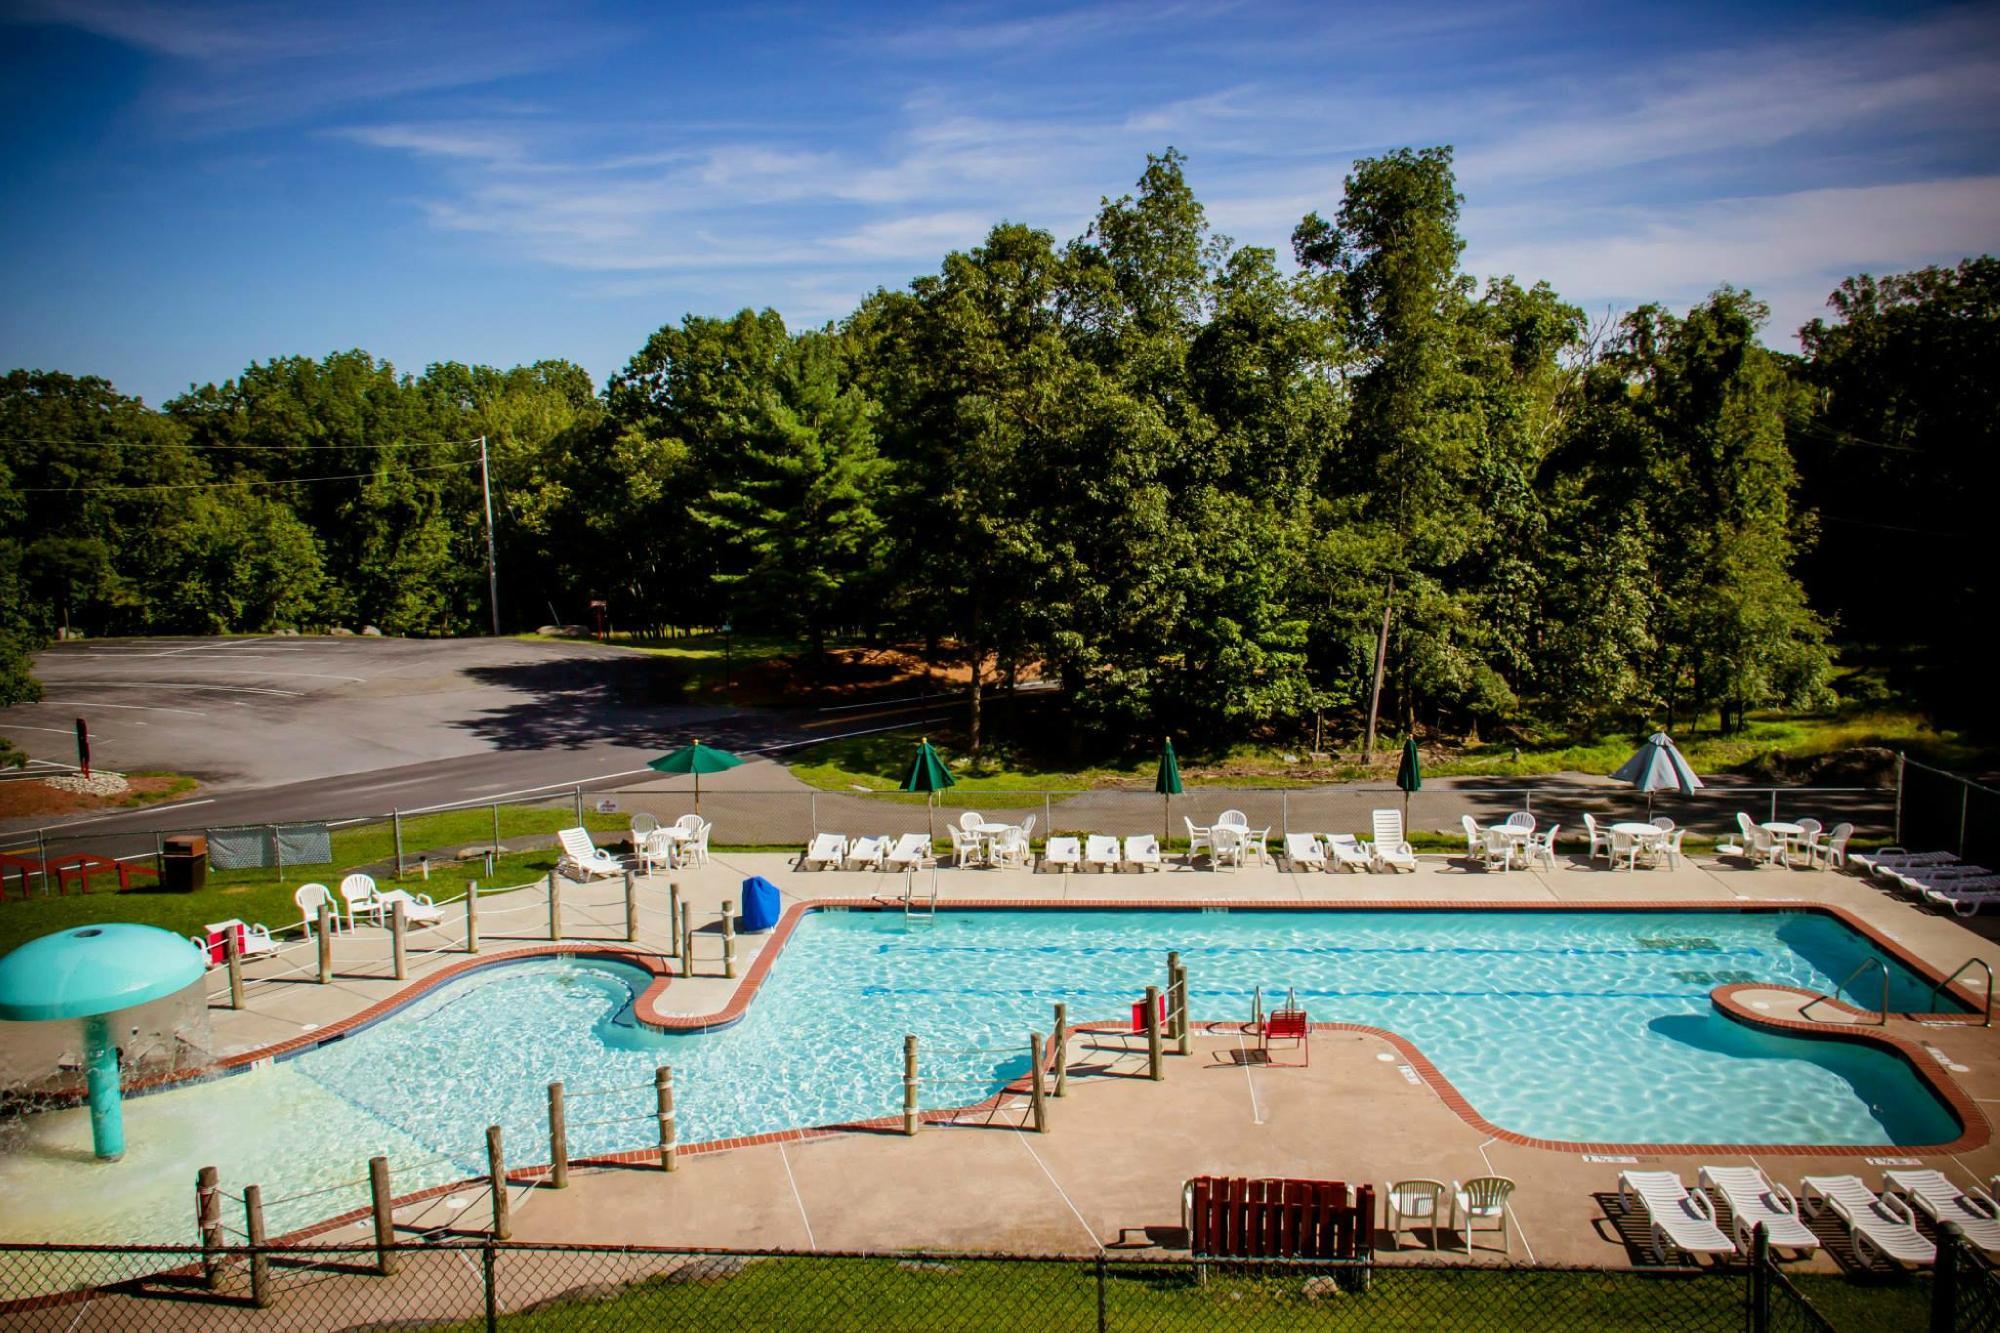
(741, 876), (782, 932)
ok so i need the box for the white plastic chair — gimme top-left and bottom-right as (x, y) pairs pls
(959, 811), (985, 833)
(1479, 827), (1516, 873)
(1460, 816), (1482, 862)
(1209, 825), (1245, 871)
(1527, 824), (1561, 873)
(1504, 811), (1535, 833)
(295, 882), (339, 936)
(1452, 1176), (1516, 1254)
(1216, 809), (1249, 829)
(989, 828), (1032, 868)
(631, 812), (660, 839)
(803, 833), (847, 870)
(948, 825), (984, 868)
(1183, 818), (1212, 867)
(1384, 1179), (1448, 1250)
(1819, 823), (1854, 870)
(339, 873), (382, 929)
(1584, 812), (1612, 864)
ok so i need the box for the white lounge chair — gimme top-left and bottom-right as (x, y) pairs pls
(1617, 1171), (1737, 1264)
(1800, 1176), (1935, 1269)
(1452, 1176), (1516, 1254)
(1883, 1170), (2000, 1253)
(377, 889), (441, 926)
(803, 833), (848, 870)
(885, 833), (933, 870)
(295, 882), (339, 936)
(1286, 833), (1328, 872)
(202, 918), (278, 962)
(557, 828), (623, 881)
(1366, 809), (1417, 873)
(1085, 835), (1122, 872)
(1044, 836), (1081, 872)
(1926, 881), (2000, 915)
(1124, 834), (1163, 871)
(846, 835), (891, 871)
(1696, 1166), (1820, 1255)
(1853, 848), (1956, 879)
(1326, 834), (1369, 873)
(339, 872), (383, 928)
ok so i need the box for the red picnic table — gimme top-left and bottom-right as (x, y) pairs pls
(0, 852), (158, 900)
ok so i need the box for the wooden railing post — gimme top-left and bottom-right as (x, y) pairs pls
(1145, 985), (1163, 1081)
(623, 871), (639, 943)
(196, 1164), (223, 1290)
(225, 931), (245, 1010)
(369, 1155), (397, 1275)
(656, 1066), (677, 1172)
(904, 1035), (920, 1136)
(316, 902), (334, 984)
(244, 1183), (270, 1308)
(465, 881), (479, 953)
(1174, 961), (1191, 1057)
(486, 1125), (510, 1240)
(1030, 1032), (1049, 1132)
(722, 901), (737, 979)
(548, 1082), (568, 1189)
(391, 899), (407, 981)
(666, 881), (681, 958)
(679, 901), (694, 975)
(547, 871), (562, 941)
(1052, 1003), (1068, 1098)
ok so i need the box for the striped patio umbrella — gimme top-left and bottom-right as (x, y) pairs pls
(1611, 731), (1703, 818)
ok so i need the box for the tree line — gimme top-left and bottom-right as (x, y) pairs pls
(3, 146), (1993, 763)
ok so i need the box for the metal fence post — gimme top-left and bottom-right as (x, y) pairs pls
(1748, 1221), (1768, 1332)
(271, 825), (283, 881)
(811, 791), (819, 840)
(1962, 786), (1971, 859)
(154, 830), (165, 883)
(491, 802), (502, 859)
(1045, 794), (1053, 845)
(574, 784), (585, 828)
(1096, 1254), (1108, 1333)
(393, 809), (404, 878)
(1281, 791), (1289, 838)
(317, 902), (334, 984)
(483, 1237), (499, 1333)
(1769, 790), (1779, 825)
(1934, 1222), (1962, 1332)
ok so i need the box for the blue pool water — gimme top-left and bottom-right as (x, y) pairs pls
(0, 907), (1964, 1248)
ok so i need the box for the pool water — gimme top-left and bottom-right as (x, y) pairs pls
(0, 908), (1965, 1249)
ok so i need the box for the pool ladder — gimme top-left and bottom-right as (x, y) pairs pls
(1800, 958), (1889, 1026)
(1929, 957), (1995, 1027)
(903, 861), (938, 923)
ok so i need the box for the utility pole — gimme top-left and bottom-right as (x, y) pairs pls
(477, 435), (500, 636)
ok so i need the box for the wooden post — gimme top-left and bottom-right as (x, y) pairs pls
(486, 1125), (510, 1240)
(1166, 952), (1181, 1052)
(1030, 1032), (1048, 1133)
(547, 870), (562, 941)
(548, 1082), (569, 1189)
(1174, 962), (1191, 1057)
(722, 900), (737, 979)
(623, 871), (639, 943)
(369, 1155), (397, 1275)
(1052, 1003), (1068, 1098)
(196, 1164), (223, 1290)
(656, 1066), (677, 1172)
(466, 881), (479, 954)
(225, 930), (245, 1010)
(1145, 984), (1163, 1081)
(317, 902), (334, 984)
(680, 901), (694, 975)
(491, 802), (502, 861)
(244, 1183), (270, 1308)
(666, 881), (681, 958)
(903, 1034), (920, 1136)
(391, 898), (407, 981)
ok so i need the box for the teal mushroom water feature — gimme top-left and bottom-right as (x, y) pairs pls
(0, 924), (205, 1160)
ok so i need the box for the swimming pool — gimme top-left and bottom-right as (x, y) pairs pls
(0, 906), (1967, 1249)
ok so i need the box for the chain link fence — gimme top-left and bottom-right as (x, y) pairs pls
(0, 1239), (1869, 1332)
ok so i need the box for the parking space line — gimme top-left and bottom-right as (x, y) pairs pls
(52, 680), (305, 697)
(32, 699), (210, 716)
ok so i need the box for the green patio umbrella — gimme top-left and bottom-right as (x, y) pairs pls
(1395, 735), (1423, 827)
(1154, 736), (1184, 846)
(899, 737), (956, 838)
(646, 738), (744, 812)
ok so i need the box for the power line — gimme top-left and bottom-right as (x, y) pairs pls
(0, 434), (482, 452)
(17, 460), (484, 495)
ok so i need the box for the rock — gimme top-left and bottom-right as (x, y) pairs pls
(361, 625), (383, 637)
(1301, 1276), (1345, 1300)
(536, 624), (591, 638)
(45, 772), (130, 797)
(329, 626), (356, 637)
(274, 627), (300, 636)
(661, 1255), (752, 1284)
(896, 1259), (959, 1274)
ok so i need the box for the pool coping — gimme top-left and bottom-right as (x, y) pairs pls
(13, 896), (1991, 1254)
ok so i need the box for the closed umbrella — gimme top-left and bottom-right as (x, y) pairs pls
(1395, 736), (1423, 827)
(646, 739), (744, 812)
(899, 737), (956, 839)
(1611, 731), (1703, 818)
(1155, 737), (1184, 846)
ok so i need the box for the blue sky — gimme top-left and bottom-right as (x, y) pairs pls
(2, 0), (1996, 405)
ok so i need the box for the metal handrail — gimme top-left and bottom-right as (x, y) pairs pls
(1930, 957), (1995, 1027)
(903, 862), (938, 922)
(1800, 957), (1889, 1026)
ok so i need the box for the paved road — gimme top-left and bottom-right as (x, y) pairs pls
(0, 636), (967, 844)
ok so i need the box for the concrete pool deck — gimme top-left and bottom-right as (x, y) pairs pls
(81, 849), (2000, 1271)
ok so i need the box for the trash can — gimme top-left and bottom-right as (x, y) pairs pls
(161, 835), (207, 893)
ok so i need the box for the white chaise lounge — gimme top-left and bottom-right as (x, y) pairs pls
(1286, 833), (1327, 872)
(1085, 835), (1123, 872)
(557, 828), (623, 881)
(1696, 1166), (1820, 1255)
(1617, 1171), (1736, 1265)
(1366, 809), (1417, 874)
(1800, 1176), (1935, 1268)
(802, 833), (848, 870)
(1883, 1170), (2000, 1253)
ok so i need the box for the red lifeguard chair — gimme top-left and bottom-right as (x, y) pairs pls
(1258, 992), (1310, 1066)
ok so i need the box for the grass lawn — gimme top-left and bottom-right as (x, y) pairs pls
(0, 805), (625, 955)
(468, 1253), (1915, 1330)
